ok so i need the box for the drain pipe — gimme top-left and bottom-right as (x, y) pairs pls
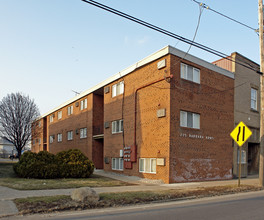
(134, 75), (173, 148)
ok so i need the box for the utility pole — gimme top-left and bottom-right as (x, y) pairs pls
(259, 0), (264, 186)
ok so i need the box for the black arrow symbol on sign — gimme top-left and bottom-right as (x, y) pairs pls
(237, 126), (245, 142)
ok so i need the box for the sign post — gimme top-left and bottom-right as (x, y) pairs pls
(230, 121), (252, 187)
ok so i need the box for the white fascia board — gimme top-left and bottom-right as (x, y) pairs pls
(41, 45), (233, 118)
(168, 46), (234, 79)
(41, 46), (170, 118)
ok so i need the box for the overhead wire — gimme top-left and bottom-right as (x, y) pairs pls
(191, 0), (258, 32)
(80, 0), (260, 73)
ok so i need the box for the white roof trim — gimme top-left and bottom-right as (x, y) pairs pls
(41, 45), (233, 118)
(168, 46), (234, 79)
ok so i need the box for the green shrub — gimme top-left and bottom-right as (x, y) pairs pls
(56, 149), (94, 178)
(13, 149), (94, 179)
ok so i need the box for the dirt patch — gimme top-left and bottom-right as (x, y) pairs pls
(14, 185), (263, 215)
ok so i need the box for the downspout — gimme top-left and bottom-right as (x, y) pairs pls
(134, 74), (173, 148)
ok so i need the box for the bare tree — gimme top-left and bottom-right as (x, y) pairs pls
(0, 93), (40, 159)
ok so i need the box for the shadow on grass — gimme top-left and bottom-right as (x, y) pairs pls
(0, 162), (131, 190)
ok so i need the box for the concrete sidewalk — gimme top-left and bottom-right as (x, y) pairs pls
(0, 170), (261, 218)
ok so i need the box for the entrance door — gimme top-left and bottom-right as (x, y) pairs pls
(92, 139), (104, 169)
(248, 143), (260, 175)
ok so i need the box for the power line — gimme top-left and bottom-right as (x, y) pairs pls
(191, 0), (257, 32)
(80, 0), (259, 73)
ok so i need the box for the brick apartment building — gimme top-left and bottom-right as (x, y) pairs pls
(32, 46), (234, 183)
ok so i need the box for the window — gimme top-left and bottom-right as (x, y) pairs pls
(49, 115), (54, 123)
(180, 111), (200, 129)
(39, 138), (41, 145)
(38, 121), (41, 127)
(251, 88), (257, 110)
(139, 158), (156, 173)
(112, 119), (123, 134)
(80, 99), (87, 110)
(57, 133), (62, 142)
(49, 135), (55, 143)
(181, 63), (200, 84)
(237, 149), (246, 164)
(112, 158), (124, 171)
(67, 106), (73, 115)
(112, 81), (124, 97)
(58, 111), (62, 120)
(80, 128), (87, 139)
(67, 131), (73, 140)
(33, 139), (35, 145)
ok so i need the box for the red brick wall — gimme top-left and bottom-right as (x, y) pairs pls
(47, 94), (93, 160)
(103, 55), (171, 183)
(169, 55), (234, 183)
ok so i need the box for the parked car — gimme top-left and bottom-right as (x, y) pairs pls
(9, 154), (19, 160)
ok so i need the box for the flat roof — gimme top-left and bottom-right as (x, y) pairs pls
(41, 45), (234, 118)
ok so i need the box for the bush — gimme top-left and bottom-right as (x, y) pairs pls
(56, 149), (94, 178)
(13, 149), (94, 179)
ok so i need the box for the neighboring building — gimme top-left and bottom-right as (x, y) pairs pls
(213, 52), (260, 178)
(0, 137), (16, 158)
(32, 45), (234, 183)
(0, 126), (15, 157)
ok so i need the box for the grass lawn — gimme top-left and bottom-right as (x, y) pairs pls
(14, 185), (263, 215)
(0, 162), (130, 190)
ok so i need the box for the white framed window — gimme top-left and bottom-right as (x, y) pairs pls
(181, 63), (200, 84)
(67, 131), (73, 140)
(58, 111), (62, 120)
(180, 111), (200, 129)
(237, 149), (246, 164)
(80, 128), (87, 139)
(112, 81), (124, 97)
(112, 158), (124, 171)
(38, 121), (41, 127)
(112, 119), (123, 134)
(57, 133), (62, 142)
(49, 115), (54, 123)
(33, 139), (35, 145)
(49, 135), (54, 144)
(39, 138), (41, 145)
(67, 106), (73, 115)
(139, 158), (156, 174)
(251, 88), (257, 110)
(80, 99), (87, 110)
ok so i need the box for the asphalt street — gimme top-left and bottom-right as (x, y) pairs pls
(3, 190), (264, 220)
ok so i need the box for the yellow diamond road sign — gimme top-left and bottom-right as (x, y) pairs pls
(230, 121), (252, 147)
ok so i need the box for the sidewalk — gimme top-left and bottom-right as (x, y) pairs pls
(0, 170), (261, 217)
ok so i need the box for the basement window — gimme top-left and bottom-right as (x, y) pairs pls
(139, 158), (156, 174)
(112, 158), (124, 171)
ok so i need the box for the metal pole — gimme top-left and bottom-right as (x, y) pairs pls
(238, 147), (242, 187)
(259, 0), (264, 187)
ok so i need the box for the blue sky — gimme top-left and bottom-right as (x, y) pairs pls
(0, 0), (259, 114)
